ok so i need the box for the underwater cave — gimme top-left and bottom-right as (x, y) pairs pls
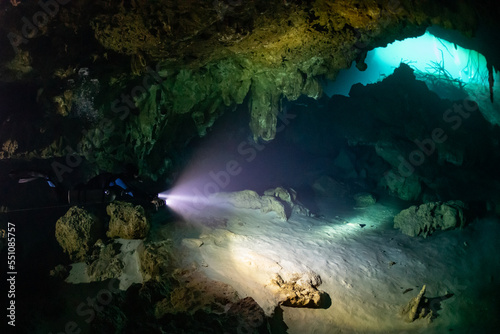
(1, 1), (500, 333)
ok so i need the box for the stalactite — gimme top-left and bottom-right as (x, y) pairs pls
(487, 62), (494, 103)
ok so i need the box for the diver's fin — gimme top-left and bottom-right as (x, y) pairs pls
(8, 170), (51, 184)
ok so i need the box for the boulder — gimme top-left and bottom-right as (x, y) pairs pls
(269, 272), (326, 308)
(353, 192), (376, 208)
(55, 206), (100, 262)
(394, 200), (467, 237)
(106, 201), (150, 239)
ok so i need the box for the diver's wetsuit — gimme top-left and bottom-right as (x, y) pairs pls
(67, 173), (160, 208)
(8, 169), (163, 210)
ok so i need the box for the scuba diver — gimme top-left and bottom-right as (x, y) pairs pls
(8, 164), (166, 211)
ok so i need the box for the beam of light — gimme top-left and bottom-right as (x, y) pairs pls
(157, 183), (235, 220)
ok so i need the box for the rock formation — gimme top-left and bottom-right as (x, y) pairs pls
(2, 0), (498, 180)
(400, 285), (433, 323)
(87, 241), (124, 281)
(213, 190), (288, 221)
(154, 271), (240, 317)
(264, 186), (310, 216)
(106, 201), (150, 239)
(88, 267), (276, 333)
(394, 200), (467, 237)
(269, 272), (326, 308)
(55, 206), (101, 262)
(139, 240), (174, 282)
(353, 192), (377, 208)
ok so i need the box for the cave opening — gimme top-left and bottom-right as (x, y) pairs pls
(323, 28), (497, 102)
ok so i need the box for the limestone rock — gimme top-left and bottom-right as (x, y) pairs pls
(154, 270), (240, 318)
(106, 201), (150, 239)
(87, 242), (124, 281)
(264, 186), (310, 216)
(213, 190), (287, 221)
(394, 200), (467, 237)
(55, 206), (100, 262)
(139, 241), (174, 281)
(400, 285), (433, 323)
(353, 192), (377, 208)
(270, 272), (326, 308)
(0, 139), (18, 159)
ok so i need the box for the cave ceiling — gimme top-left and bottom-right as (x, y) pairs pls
(0, 0), (499, 180)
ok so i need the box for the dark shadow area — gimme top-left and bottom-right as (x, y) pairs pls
(268, 306), (289, 334)
(427, 293), (455, 320)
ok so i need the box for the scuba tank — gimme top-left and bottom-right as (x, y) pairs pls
(66, 188), (116, 205)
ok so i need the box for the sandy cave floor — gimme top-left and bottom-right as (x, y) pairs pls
(150, 195), (500, 334)
(64, 194), (500, 333)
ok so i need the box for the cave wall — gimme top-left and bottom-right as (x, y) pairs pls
(284, 63), (500, 205)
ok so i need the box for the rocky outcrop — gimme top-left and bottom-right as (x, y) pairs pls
(213, 190), (288, 221)
(353, 192), (376, 208)
(394, 201), (467, 237)
(55, 206), (101, 262)
(154, 271), (240, 318)
(269, 272), (326, 308)
(89, 269), (277, 333)
(264, 186), (310, 216)
(106, 201), (150, 239)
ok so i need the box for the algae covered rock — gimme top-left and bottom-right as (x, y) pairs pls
(55, 206), (100, 262)
(106, 201), (150, 239)
(394, 200), (467, 237)
(353, 192), (377, 208)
